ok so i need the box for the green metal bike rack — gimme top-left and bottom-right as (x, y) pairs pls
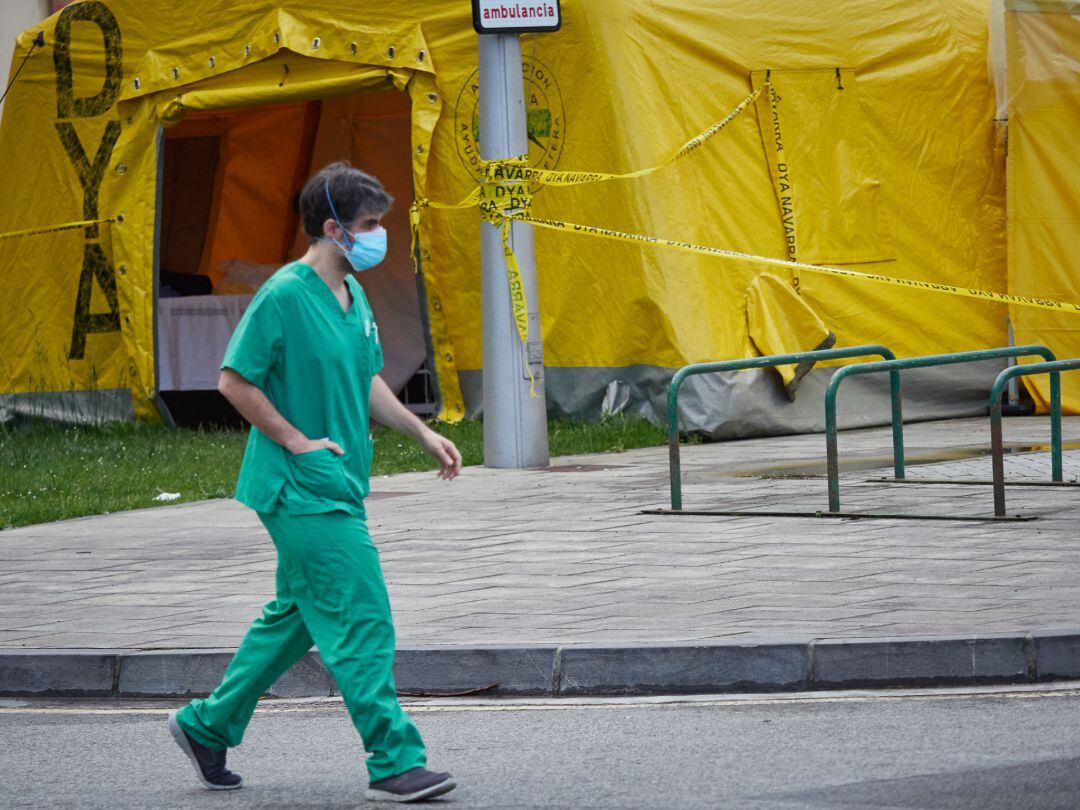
(825, 345), (1056, 515)
(990, 358), (1080, 517)
(664, 345), (898, 511)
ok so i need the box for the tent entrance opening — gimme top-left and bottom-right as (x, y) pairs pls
(153, 90), (435, 427)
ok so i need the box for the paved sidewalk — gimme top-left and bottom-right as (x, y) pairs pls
(1, 416), (1079, 696)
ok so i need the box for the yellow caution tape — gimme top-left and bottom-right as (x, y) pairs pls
(483, 158), (532, 364)
(0, 217), (116, 241)
(411, 79), (1078, 404)
(502, 85), (765, 189)
(498, 219), (530, 344)
(506, 211), (1080, 315)
(409, 87), (769, 397)
(482, 159), (539, 393)
(410, 84), (765, 220)
(499, 216), (538, 396)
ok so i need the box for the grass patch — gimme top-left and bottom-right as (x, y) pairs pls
(0, 414), (690, 529)
(0, 422), (246, 530)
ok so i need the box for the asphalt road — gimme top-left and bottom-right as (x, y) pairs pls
(2, 684), (1079, 809)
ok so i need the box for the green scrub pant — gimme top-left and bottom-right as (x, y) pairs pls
(174, 509), (426, 782)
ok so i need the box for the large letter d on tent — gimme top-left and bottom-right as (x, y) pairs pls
(53, 0), (123, 119)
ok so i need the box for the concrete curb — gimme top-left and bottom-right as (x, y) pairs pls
(2, 633), (1078, 699)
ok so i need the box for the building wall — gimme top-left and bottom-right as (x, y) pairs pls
(1, 1), (56, 120)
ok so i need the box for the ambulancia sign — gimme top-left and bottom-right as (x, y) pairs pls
(472, 0), (562, 34)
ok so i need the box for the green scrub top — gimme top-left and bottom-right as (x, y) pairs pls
(221, 261), (383, 517)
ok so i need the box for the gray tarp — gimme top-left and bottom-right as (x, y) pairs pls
(459, 358), (1009, 440)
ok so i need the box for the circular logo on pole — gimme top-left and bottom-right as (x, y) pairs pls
(454, 56), (566, 188)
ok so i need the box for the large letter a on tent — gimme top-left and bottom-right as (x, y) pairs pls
(69, 242), (121, 360)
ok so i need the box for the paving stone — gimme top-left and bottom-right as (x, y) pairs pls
(392, 646), (558, 696)
(1032, 632), (1080, 680)
(117, 650), (333, 698)
(0, 650), (115, 696)
(811, 635), (1029, 688)
(118, 649), (234, 697)
(557, 642), (807, 695)
(1, 416), (1078, 655)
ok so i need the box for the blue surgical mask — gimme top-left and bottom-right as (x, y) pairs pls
(322, 181), (388, 272)
(329, 226), (387, 272)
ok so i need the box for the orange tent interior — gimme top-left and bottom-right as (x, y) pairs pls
(157, 89), (434, 424)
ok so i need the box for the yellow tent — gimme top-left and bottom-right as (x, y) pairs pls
(1003, 0), (1080, 413)
(0, 0), (1074, 434)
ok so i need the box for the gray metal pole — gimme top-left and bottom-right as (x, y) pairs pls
(478, 33), (550, 468)
(1006, 317), (1019, 405)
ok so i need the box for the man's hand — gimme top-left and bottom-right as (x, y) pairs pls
(369, 375), (463, 481)
(417, 428), (463, 480)
(288, 437), (345, 456)
(219, 369), (327, 458)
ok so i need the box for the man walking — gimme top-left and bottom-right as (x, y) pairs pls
(168, 162), (461, 803)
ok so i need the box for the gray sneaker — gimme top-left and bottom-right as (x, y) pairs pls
(365, 767), (457, 803)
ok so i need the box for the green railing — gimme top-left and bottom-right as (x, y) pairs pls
(667, 345), (897, 510)
(824, 345), (1056, 513)
(990, 359), (1080, 517)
